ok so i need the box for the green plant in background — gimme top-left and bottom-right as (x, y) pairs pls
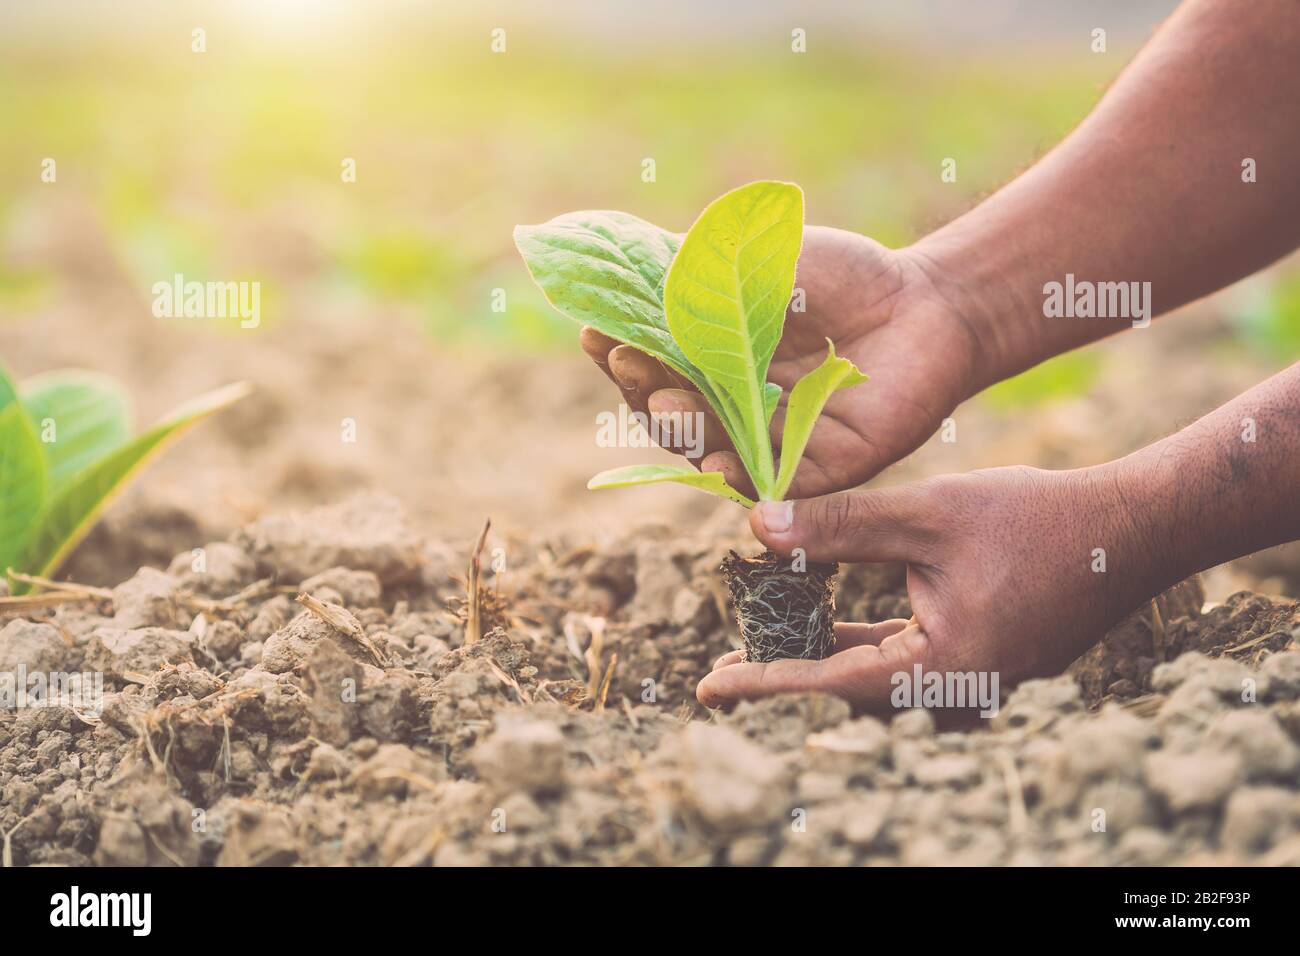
(515, 180), (867, 506)
(0, 364), (248, 592)
(1237, 272), (1300, 360)
(982, 351), (1101, 412)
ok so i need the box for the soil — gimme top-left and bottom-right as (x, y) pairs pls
(3, 494), (1298, 867)
(721, 550), (839, 662)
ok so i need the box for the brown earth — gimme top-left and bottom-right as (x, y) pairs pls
(3, 494), (1297, 867)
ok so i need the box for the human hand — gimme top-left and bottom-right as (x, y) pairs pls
(581, 227), (987, 498)
(696, 464), (1162, 712)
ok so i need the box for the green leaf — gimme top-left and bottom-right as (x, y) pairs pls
(513, 211), (692, 380)
(587, 463), (755, 508)
(664, 181), (804, 498)
(513, 209), (750, 468)
(773, 340), (868, 500)
(20, 370), (131, 492)
(17, 381), (251, 584)
(763, 382), (782, 425)
(0, 401), (48, 574)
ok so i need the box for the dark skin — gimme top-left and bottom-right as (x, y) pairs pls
(581, 0), (1300, 711)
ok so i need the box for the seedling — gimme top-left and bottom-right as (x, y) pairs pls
(515, 181), (867, 661)
(0, 363), (249, 594)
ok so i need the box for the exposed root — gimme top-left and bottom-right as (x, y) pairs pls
(721, 550), (838, 662)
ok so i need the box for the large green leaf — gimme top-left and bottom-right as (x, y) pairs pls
(773, 341), (868, 500)
(513, 211), (693, 379)
(18, 381), (250, 583)
(0, 401), (48, 574)
(587, 463), (754, 508)
(20, 370), (131, 492)
(663, 181), (804, 498)
(513, 209), (750, 466)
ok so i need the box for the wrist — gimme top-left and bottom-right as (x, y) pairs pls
(1063, 459), (1187, 626)
(1108, 367), (1300, 580)
(899, 230), (1040, 398)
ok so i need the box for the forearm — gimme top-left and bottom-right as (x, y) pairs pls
(1099, 362), (1300, 601)
(907, 0), (1300, 391)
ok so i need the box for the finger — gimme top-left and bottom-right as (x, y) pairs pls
(700, 451), (756, 500)
(648, 388), (733, 462)
(579, 327), (621, 383)
(608, 344), (679, 408)
(833, 618), (910, 650)
(696, 624), (931, 711)
(712, 649), (746, 671)
(711, 619), (908, 672)
(698, 656), (845, 708)
(748, 486), (932, 564)
(582, 329), (649, 419)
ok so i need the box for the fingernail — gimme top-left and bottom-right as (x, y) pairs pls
(646, 391), (680, 415)
(608, 349), (638, 389)
(757, 501), (794, 534)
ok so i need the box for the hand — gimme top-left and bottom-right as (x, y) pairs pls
(696, 464), (1164, 712)
(581, 227), (987, 499)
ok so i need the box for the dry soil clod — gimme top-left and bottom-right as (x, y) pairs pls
(295, 591), (388, 667)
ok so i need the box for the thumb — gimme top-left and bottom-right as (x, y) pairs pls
(749, 486), (930, 563)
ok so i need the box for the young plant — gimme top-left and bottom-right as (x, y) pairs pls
(515, 181), (868, 661)
(0, 363), (249, 594)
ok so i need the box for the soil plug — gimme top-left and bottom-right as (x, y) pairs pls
(516, 181), (869, 662)
(722, 550), (838, 662)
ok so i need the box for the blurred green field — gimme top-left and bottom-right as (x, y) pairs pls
(1, 14), (1296, 408)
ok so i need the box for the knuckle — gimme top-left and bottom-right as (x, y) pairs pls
(814, 492), (863, 542)
(919, 471), (984, 515)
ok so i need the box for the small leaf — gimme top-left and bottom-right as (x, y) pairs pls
(20, 370), (131, 492)
(0, 401), (48, 574)
(763, 382), (782, 425)
(773, 341), (868, 500)
(18, 381), (251, 584)
(664, 181), (804, 496)
(587, 463), (755, 508)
